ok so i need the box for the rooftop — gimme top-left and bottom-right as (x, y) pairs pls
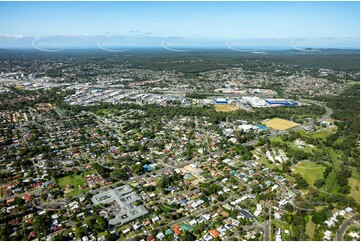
(91, 185), (148, 226)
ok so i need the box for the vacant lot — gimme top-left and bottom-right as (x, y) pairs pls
(262, 118), (300, 130)
(214, 104), (239, 112)
(293, 161), (326, 186)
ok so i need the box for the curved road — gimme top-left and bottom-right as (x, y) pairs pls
(336, 216), (357, 241)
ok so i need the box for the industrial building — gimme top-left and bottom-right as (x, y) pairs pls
(213, 98), (228, 105)
(92, 185), (148, 226)
(265, 99), (298, 106)
(241, 96), (267, 107)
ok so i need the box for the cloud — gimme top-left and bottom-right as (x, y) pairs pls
(129, 30), (154, 37)
(0, 34), (24, 39)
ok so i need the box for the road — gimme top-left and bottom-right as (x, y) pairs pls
(32, 197), (67, 211)
(224, 231), (239, 240)
(336, 216), (357, 241)
(264, 202), (272, 241)
(318, 105), (333, 122)
(303, 100), (333, 123)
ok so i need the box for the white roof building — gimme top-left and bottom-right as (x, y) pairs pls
(324, 230), (332, 240)
(254, 204), (263, 217)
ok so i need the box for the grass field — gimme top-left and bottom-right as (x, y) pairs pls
(327, 148), (341, 171)
(297, 126), (337, 141)
(269, 136), (283, 143)
(214, 104), (239, 112)
(262, 118), (300, 130)
(323, 170), (340, 194)
(272, 220), (290, 231)
(15, 85), (25, 90)
(310, 129), (336, 141)
(333, 136), (346, 146)
(259, 154), (276, 169)
(306, 218), (316, 238)
(270, 136), (319, 154)
(293, 161), (326, 186)
(95, 109), (124, 116)
(97, 231), (108, 238)
(57, 172), (90, 197)
(347, 80), (360, 85)
(348, 170), (360, 204)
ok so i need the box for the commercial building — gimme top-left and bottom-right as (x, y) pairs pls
(92, 185), (148, 226)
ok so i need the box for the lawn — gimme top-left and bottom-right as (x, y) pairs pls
(97, 231), (108, 238)
(214, 104), (239, 112)
(272, 220), (290, 231)
(259, 154), (276, 169)
(306, 218), (316, 238)
(262, 118), (300, 130)
(270, 136), (316, 154)
(348, 171), (360, 204)
(269, 136), (283, 143)
(323, 170), (340, 194)
(347, 80), (360, 85)
(272, 220), (292, 240)
(161, 205), (177, 212)
(83, 169), (97, 176)
(96, 109), (124, 116)
(333, 136), (346, 146)
(327, 148), (341, 170)
(313, 129), (337, 141)
(293, 161), (326, 186)
(296, 127), (337, 141)
(15, 85), (25, 90)
(57, 173), (89, 197)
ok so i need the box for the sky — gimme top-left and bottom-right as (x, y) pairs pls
(0, 1), (359, 49)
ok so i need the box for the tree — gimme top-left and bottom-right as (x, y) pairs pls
(75, 226), (87, 238)
(314, 179), (325, 188)
(284, 203), (294, 212)
(312, 211), (328, 224)
(180, 231), (197, 241)
(294, 174), (309, 188)
(338, 185), (351, 194)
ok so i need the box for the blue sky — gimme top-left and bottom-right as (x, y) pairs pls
(0, 1), (359, 49)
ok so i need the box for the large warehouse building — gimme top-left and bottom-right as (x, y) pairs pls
(265, 99), (298, 106)
(213, 98), (228, 105)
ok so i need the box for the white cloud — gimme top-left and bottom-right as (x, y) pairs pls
(0, 34), (24, 39)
